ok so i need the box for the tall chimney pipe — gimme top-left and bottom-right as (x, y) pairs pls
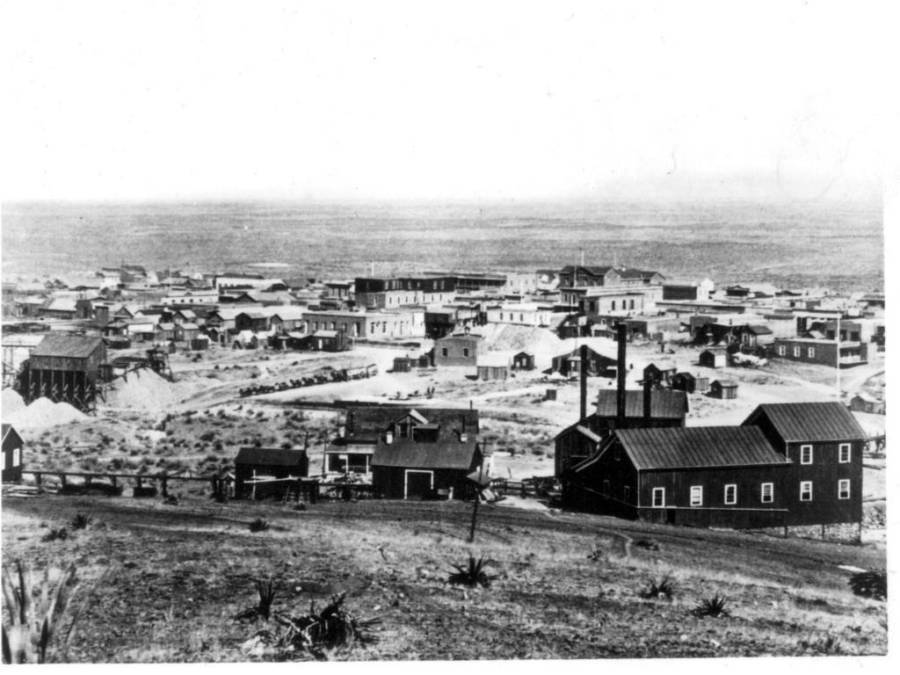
(579, 343), (588, 420)
(616, 323), (627, 426)
(643, 376), (653, 423)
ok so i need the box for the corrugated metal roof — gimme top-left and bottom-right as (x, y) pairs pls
(31, 334), (104, 359)
(745, 402), (867, 442)
(372, 438), (479, 469)
(235, 447), (307, 466)
(616, 426), (789, 471)
(595, 390), (688, 419)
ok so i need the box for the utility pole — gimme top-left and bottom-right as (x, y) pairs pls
(835, 313), (841, 401)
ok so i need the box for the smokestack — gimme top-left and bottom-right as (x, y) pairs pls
(643, 376), (653, 423)
(616, 323), (627, 426)
(579, 343), (588, 420)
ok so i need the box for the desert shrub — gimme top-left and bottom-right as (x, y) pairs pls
(447, 555), (493, 588)
(798, 635), (843, 655)
(69, 514), (91, 530)
(249, 518), (270, 532)
(849, 570), (886, 600)
(639, 574), (675, 600)
(1, 561), (78, 664)
(692, 594), (729, 617)
(634, 538), (660, 551)
(200, 431), (216, 442)
(41, 528), (68, 543)
(271, 593), (376, 659)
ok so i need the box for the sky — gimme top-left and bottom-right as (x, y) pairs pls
(0, 0), (891, 203)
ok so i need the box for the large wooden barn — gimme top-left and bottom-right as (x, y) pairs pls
(234, 447), (309, 499)
(371, 436), (483, 500)
(742, 402), (865, 527)
(19, 334), (107, 411)
(563, 426), (793, 528)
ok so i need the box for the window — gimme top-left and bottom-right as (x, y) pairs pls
(839, 443), (851, 463)
(760, 482), (774, 503)
(777, 345), (786, 356)
(441, 347), (448, 357)
(800, 481), (813, 502)
(724, 484), (737, 505)
(611, 300), (616, 311)
(623, 485), (631, 501)
(838, 479), (850, 500)
(807, 347), (816, 358)
(793, 346), (801, 357)
(651, 487), (666, 508)
(463, 348), (469, 357)
(630, 299), (635, 310)
(12, 448), (20, 467)
(800, 445), (813, 464)
(690, 485), (703, 506)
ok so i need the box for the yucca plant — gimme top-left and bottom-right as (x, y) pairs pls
(1, 561), (78, 664)
(41, 528), (68, 543)
(639, 574), (675, 600)
(233, 577), (278, 622)
(447, 554), (493, 588)
(273, 593), (377, 659)
(693, 594), (729, 617)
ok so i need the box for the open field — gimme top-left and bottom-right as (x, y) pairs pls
(0, 493), (887, 661)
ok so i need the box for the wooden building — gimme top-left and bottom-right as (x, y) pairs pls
(849, 394), (885, 415)
(742, 402), (866, 526)
(709, 379), (738, 399)
(434, 332), (482, 367)
(20, 334), (107, 411)
(563, 426), (792, 528)
(234, 447), (309, 499)
(512, 351), (535, 371)
(773, 338), (868, 368)
(554, 389), (688, 476)
(699, 347), (728, 368)
(327, 405), (479, 479)
(550, 346), (618, 377)
(671, 372), (709, 394)
(2, 424), (24, 483)
(372, 436), (483, 500)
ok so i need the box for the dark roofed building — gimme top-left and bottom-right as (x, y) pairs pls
(21, 334), (107, 410)
(563, 426), (793, 528)
(234, 446), (309, 498)
(742, 402), (866, 527)
(595, 389), (688, 421)
(2, 424), (24, 482)
(372, 436), (483, 500)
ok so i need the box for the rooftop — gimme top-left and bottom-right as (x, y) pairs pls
(595, 390), (688, 419)
(744, 402), (867, 443)
(31, 334), (105, 359)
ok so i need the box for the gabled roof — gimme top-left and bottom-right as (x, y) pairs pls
(372, 437), (479, 470)
(235, 447), (307, 466)
(595, 390), (688, 419)
(744, 402), (867, 443)
(713, 379), (738, 387)
(747, 325), (773, 335)
(344, 405), (479, 440)
(614, 426), (789, 471)
(2, 423), (23, 449)
(31, 334), (104, 359)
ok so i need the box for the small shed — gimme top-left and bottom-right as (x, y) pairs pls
(392, 356), (413, 372)
(2, 424), (24, 483)
(234, 447), (309, 499)
(709, 379), (738, 399)
(477, 353), (511, 381)
(699, 348), (728, 369)
(372, 438), (483, 500)
(671, 372), (697, 393)
(512, 351), (535, 371)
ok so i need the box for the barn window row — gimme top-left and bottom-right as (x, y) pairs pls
(799, 443), (851, 464)
(649, 479), (850, 508)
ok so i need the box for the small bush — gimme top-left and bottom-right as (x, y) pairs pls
(692, 594), (729, 617)
(249, 518), (270, 532)
(634, 538), (660, 551)
(41, 528), (68, 543)
(849, 570), (886, 600)
(271, 592), (377, 659)
(69, 514), (91, 530)
(798, 635), (843, 655)
(447, 555), (493, 588)
(639, 574), (675, 600)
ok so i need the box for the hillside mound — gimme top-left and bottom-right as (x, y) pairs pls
(102, 369), (184, 413)
(478, 324), (562, 359)
(7, 397), (88, 428)
(2, 388), (26, 416)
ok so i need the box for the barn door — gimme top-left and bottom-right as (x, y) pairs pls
(404, 470), (434, 500)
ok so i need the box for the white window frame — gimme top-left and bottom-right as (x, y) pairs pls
(651, 487), (666, 508)
(837, 479), (850, 500)
(777, 345), (786, 356)
(792, 346), (801, 357)
(800, 444), (813, 465)
(723, 483), (737, 505)
(760, 482), (774, 503)
(12, 447), (21, 467)
(800, 481), (813, 502)
(807, 347), (816, 358)
(838, 443), (851, 463)
(689, 485), (703, 507)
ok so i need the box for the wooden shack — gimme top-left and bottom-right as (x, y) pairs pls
(512, 351), (536, 371)
(2, 424), (23, 483)
(699, 348), (728, 369)
(710, 379), (738, 399)
(234, 447), (309, 499)
(21, 334), (107, 411)
(372, 437), (483, 500)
